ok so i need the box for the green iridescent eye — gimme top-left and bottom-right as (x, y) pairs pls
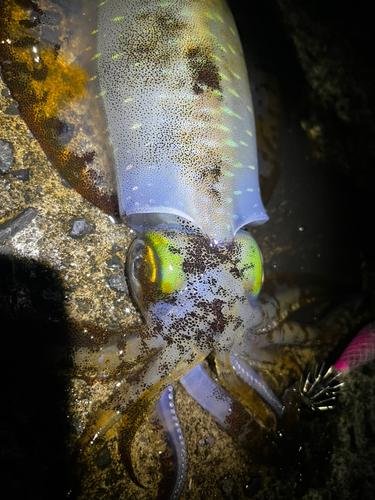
(127, 230), (185, 308)
(234, 231), (264, 298)
(145, 231), (185, 294)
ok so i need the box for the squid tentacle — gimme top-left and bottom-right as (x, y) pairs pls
(180, 363), (266, 449)
(230, 351), (285, 418)
(155, 386), (188, 500)
(74, 341), (205, 487)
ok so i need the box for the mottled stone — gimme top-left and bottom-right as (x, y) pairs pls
(4, 102), (20, 115)
(69, 218), (93, 239)
(0, 207), (37, 243)
(206, 435), (215, 448)
(220, 476), (235, 498)
(11, 169), (30, 182)
(23, 152), (33, 162)
(94, 445), (111, 470)
(105, 324), (121, 330)
(59, 174), (73, 189)
(0, 244), (12, 255)
(111, 243), (123, 254)
(107, 274), (128, 294)
(105, 255), (123, 269)
(0, 139), (14, 174)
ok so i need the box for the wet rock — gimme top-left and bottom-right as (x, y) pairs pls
(11, 169), (30, 182)
(206, 435), (215, 447)
(220, 476), (235, 499)
(22, 152), (33, 162)
(22, 152), (39, 170)
(105, 255), (123, 269)
(95, 445), (111, 471)
(69, 218), (93, 239)
(59, 174), (73, 189)
(0, 244), (12, 255)
(111, 243), (123, 254)
(105, 324), (121, 331)
(107, 274), (128, 294)
(4, 102), (20, 115)
(0, 207), (37, 243)
(0, 139), (14, 174)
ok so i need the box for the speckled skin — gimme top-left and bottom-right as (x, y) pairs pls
(0, 1), (341, 497)
(97, 0), (267, 243)
(0, 0), (271, 489)
(71, 224), (266, 492)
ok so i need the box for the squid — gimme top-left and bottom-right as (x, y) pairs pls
(1, 1), (374, 498)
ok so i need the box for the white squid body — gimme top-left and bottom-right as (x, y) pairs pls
(0, 2), (275, 497)
(97, 0), (268, 244)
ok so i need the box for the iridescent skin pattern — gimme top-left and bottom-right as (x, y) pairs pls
(97, 0), (268, 243)
(0, 1), (313, 495)
(125, 223), (263, 377)
(127, 225), (264, 315)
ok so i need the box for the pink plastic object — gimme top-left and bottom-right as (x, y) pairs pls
(334, 322), (375, 376)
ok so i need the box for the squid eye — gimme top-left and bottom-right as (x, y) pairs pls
(132, 240), (145, 275)
(234, 231), (264, 298)
(126, 230), (185, 309)
(126, 237), (145, 308)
